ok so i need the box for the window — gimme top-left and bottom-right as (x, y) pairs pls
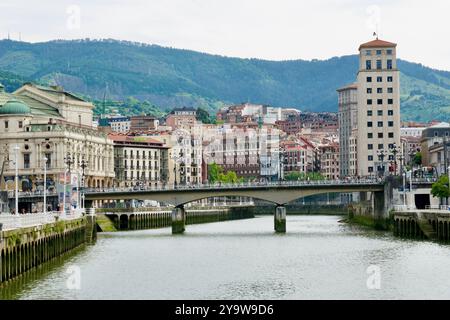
(388, 99), (394, 105)
(388, 87), (393, 93)
(368, 133), (373, 139)
(368, 167), (374, 173)
(367, 88), (372, 94)
(366, 50), (372, 56)
(24, 154), (30, 169)
(367, 110), (373, 116)
(4, 120), (8, 129)
(388, 155), (395, 161)
(368, 144), (374, 150)
(376, 50), (382, 55)
(388, 121), (394, 127)
(378, 144), (384, 150)
(367, 122), (373, 127)
(387, 76), (393, 82)
(388, 110), (394, 116)
(18, 121), (23, 128)
(387, 49), (393, 55)
(368, 155), (374, 161)
(377, 99), (383, 105)
(367, 77), (372, 83)
(377, 88), (383, 94)
(367, 99), (373, 105)
(376, 60), (382, 69)
(366, 60), (372, 70)
(377, 76), (383, 82)
(378, 121), (383, 127)
(387, 60), (393, 70)
(388, 132), (394, 138)
(378, 133), (384, 138)
(377, 110), (383, 116)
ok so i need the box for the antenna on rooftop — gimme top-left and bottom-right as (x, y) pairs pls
(102, 84), (108, 117)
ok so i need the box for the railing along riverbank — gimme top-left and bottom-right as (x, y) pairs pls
(0, 210), (84, 231)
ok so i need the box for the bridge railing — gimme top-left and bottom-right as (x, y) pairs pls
(7, 190), (58, 198)
(425, 205), (450, 211)
(0, 210), (85, 231)
(84, 178), (384, 194)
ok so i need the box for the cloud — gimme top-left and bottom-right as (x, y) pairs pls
(0, 0), (449, 70)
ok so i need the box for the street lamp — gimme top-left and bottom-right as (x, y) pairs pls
(389, 143), (401, 175)
(43, 156), (48, 214)
(377, 150), (387, 177)
(398, 154), (405, 177)
(402, 170), (406, 206)
(14, 145), (20, 214)
(63, 153), (75, 214)
(79, 158), (88, 209)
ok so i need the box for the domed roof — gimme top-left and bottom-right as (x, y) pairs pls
(0, 99), (31, 115)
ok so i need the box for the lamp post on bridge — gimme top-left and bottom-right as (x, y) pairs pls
(389, 143), (401, 176)
(377, 150), (388, 178)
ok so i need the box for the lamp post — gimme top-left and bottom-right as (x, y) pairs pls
(63, 153), (75, 214)
(389, 143), (401, 176)
(377, 150), (387, 178)
(14, 145), (20, 214)
(43, 156), (48, 214)
(79, 158), (88, 209)
(408, 170), (414, 209)
(402, 170), (406, 206)
(398, 154), (405, 178)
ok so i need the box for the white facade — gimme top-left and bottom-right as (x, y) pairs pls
(355, 39), (401, 177)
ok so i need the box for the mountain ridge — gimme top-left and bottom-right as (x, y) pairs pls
(0, 39), (449, 121)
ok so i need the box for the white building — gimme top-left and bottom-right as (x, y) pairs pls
(338, 38), (401, 177)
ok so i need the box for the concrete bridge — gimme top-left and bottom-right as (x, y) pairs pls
(85, 179), (387, 234)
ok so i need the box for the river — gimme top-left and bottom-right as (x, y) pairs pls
(2, 215), (450, 300)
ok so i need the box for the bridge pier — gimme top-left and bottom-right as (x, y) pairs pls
(275, 206), (286, 233)
(172, 206), (186, 234)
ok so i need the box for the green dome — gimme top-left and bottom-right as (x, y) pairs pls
(0, 99), (31, 115)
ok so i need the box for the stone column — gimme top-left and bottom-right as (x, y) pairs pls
(85, 207), (97, 243)
(172, 205), (186, 234)
(274, 206), (286, 233)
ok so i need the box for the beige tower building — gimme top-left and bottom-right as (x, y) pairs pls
(339, 38), (401, 177)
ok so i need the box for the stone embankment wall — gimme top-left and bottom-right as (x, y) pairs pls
(97, 206), (255, 231)
(0, 215), (96, 284)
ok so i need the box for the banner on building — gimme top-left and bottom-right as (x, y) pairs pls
(57, 173), (79, 212)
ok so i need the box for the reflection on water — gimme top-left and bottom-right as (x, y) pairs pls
(2, 215), (450, 300)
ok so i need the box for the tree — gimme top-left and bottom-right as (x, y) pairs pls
(196, 107), (214, 124)
(431, 175), (450, 204)
(284, 172), (325, 181)
(413, 152), (422, 166)
(207, 163), (223, 183)
(207, 163), (242, 183)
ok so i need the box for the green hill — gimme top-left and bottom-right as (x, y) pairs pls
(0, 39), (449, 121)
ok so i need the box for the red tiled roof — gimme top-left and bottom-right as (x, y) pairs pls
(108, 133), (164, 145)
(359, 39), (397, 50)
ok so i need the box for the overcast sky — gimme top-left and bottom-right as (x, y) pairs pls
(1, 0), (449, 70)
